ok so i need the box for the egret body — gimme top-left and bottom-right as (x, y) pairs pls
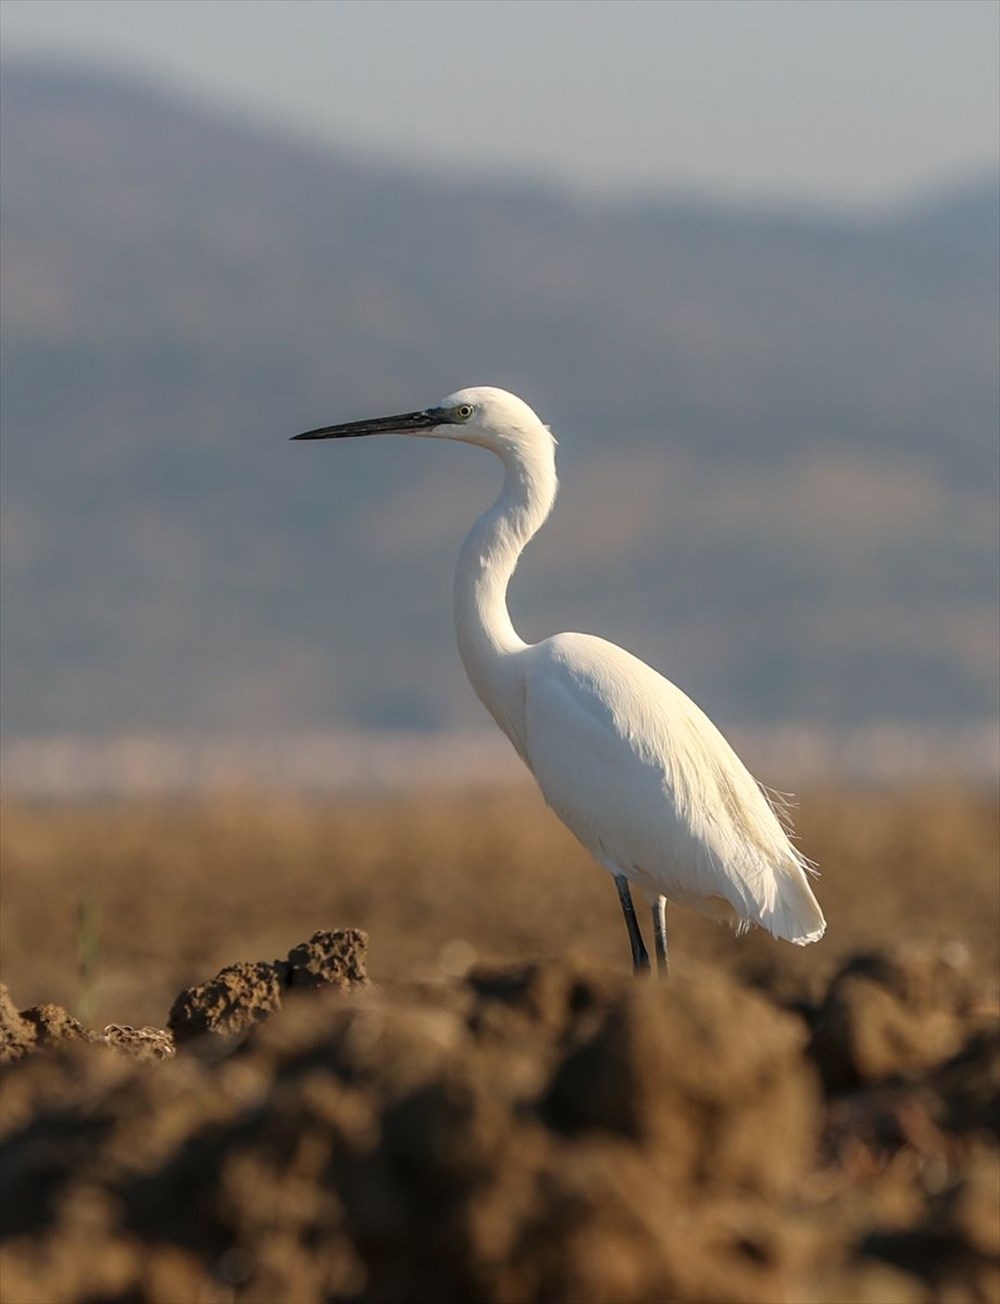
(293, 388), (826, 973)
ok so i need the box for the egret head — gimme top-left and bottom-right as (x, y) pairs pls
(292, 386), (553, 457)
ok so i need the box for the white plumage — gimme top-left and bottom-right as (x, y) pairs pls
(294, 385), (826, 973)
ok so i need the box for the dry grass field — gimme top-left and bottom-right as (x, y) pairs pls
(2, 783), (997, 1026)
(1, 783), (998, 1304)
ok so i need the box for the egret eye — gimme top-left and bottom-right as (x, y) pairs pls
(455, 404), (475, 421)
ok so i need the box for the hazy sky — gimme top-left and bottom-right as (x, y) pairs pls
(3, 0), (998, 209)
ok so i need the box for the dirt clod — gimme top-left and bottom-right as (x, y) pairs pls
(809, 945), (981, 1092)
(167, 928), (369, 1045)
(167, 958), (285, 1045)
(543, 967), (816, 1198)
(101, 1024), (176, 1061)
(0, 983), (33, 1063)
(18, 1003), (102, 1051)
(285, 926), (370, 990)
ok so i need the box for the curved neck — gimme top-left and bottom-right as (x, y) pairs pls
(454, 434), (557, 728)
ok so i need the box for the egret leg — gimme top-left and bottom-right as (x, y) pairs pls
(652, 895), (669, 978)
(614, 874), (650, 975)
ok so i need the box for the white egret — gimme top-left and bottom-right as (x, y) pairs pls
(293, 388), (826, 974)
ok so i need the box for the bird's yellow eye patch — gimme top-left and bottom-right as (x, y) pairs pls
(455, 404), (475, 421)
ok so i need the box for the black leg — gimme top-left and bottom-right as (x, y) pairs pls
(652, 895), (669, 978)
(614, 874), (650, 974)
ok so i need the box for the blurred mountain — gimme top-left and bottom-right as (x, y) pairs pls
(897, 178), (1000, 243)
(1, 60), (997, 737)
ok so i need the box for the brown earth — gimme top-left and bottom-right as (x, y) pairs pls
(0, 786), (998, 1302)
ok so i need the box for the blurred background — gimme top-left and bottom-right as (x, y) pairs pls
(1, 0), (998, 794)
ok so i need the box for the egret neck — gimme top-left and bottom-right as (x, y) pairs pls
(453, 428), (558, 758)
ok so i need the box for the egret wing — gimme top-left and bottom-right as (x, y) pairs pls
(521, 632), (825, 943)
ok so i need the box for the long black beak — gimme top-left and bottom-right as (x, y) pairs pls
(291, 408), (441, 441)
